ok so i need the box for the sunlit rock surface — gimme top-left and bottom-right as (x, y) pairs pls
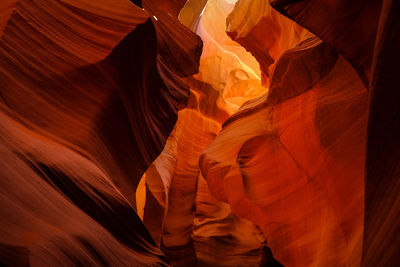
(140, 1), (278, 266)
(269, 0), (381, 84)
(200, 44), (367, 266)
(226, 0), (312, 86)
(1, 0), (400, 266)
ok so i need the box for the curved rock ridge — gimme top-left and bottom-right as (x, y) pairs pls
(265, 0), (400, 264)
(142, 0), (203, 78)
(142, 85), (276, 266)
(0, 111), (168, 266)
(139, 1), (283, 266)
(200, 36), (368, 266)
(141, 76), (275, 266)
(226, 0), (313, 86)
(178, 0), (208, 30)
(193, 0), (268, 114)
(268, 0), (381, 85)
(0, 0), (202, 265)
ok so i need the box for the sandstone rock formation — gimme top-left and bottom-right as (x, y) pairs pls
(1, 0), (399, 266)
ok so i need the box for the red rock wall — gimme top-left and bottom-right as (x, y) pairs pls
(1, 0), (399, 266)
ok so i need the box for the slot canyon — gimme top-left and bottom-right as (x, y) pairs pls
(0, 0), (399, 266)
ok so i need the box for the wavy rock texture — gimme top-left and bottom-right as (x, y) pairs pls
(269, 0), (381, 84)
(0, 0), (200, 265)
(200, 35), (368, 266)
(193, 0), (267, 114)
(142, 77), (271, 266)
(140, 1), (276, 266)
(226, 0), (312, 86)
(265, 0), (400, 265)
(1, 0), (400, 266)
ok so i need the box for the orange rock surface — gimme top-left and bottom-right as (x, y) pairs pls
(1, 0), (400, 266)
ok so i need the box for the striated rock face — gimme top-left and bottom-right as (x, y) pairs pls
(0, 0), (199, 265)
(1, 0), (400, 266)
(140, 2), (273, 265)
(200, 42), (368, 266)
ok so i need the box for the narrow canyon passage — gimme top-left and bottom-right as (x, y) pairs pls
(0, 0), (399, 266)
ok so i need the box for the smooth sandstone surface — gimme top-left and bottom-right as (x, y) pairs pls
(1, 0), (399, 266)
